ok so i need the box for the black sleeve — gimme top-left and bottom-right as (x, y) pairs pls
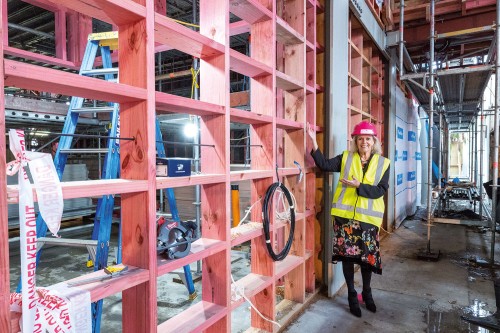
(357, 165), (390, 199)
(311, 149), (343, 172)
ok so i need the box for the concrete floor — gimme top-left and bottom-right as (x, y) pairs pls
(9, 208), (500, 332)
(284, 209), (499, 333)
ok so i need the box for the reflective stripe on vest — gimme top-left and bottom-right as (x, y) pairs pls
(331, 151), (390, 227)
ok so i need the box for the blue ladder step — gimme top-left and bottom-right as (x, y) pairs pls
(59, 148), (109, 154)
(81, 68), (119, 76)
(72, 107), (115, 113)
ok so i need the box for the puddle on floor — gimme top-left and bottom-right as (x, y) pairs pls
(448, 254), (497, 280)
(425, 300), (498, 333)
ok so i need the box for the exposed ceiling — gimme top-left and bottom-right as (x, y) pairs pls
(392, 0), (497, 131)
(4, 0), (251, 140)
(8, 0), (497, 133)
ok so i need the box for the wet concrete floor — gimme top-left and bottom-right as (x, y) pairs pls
(284, 208), (500, 333)
(9, 207), (500, 332)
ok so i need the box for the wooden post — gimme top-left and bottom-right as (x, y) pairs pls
(119, 1), (157, 332)
(67, 11), (92, 65)
(55, 9), (68, 60)
(199, 1), (231, 332)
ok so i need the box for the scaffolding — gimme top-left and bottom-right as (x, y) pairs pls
(398, 0), (500, 263)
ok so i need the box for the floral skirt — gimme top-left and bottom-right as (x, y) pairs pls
(332, 216), (382, 274)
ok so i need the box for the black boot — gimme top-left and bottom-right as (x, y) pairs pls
(348, 291), (362, 317)
(362, 288), (377, 313)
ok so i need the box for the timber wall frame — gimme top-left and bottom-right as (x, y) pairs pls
(348, 15), (385, 149)
(0, 0), (325, 332)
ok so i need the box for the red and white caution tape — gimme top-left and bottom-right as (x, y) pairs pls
(6, 129), (65, 332)
(10, 285), (91, 333)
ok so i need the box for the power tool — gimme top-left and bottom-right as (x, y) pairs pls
(156, 218), (198, 259)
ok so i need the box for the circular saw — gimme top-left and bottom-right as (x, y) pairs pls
(156, 219), (198, 259)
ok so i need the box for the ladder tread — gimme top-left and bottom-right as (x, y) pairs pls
(81, 68), (119, 76)
(60, 148), (110, 154)
(37, 237), (98, 246)
(72, 107), (115, 113)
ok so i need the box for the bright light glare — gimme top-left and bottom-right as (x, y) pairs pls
(183, 123), (197, 138)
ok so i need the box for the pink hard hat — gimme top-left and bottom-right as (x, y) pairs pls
(351, 121), (377, 137)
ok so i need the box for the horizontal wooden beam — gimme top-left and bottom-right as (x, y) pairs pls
(156, 173), (226, 190)
(276, 70), (304, 91)
(229, 0), (272, 24)
(229, 49), (273, 78)
(22, 0), (61, 11)
(156, 92), (225, 116)
(42, 0), (145, 25)
(91, 0), (146, 26)
(275, 255), (303, 280)
(230, 108), (273, 124)
(56, 266), (149, 302)
(229, 21), (251, 36)
(231, 224), (264, 247)
(155, 13), (225, 59)
(230, 273), (272, 310)
(276, 117), (304, 130)
(4, 60), (147, 103)
(4, 46), (78, 70)
(157, 238), (226, 276)
(43, 0), (112, 22)
(229, 169), (274, 182)
(6, 179), (148, 203)
(157, 301), (226, 333)
(276, 17), (305, 45)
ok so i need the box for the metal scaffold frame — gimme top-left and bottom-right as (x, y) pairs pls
(398, 0), (500, 261)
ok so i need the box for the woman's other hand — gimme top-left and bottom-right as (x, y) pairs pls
(340, 176), (360, 188)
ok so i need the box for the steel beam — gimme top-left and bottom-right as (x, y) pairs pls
(490, 0), (500, 264)
(425, 0), (436, 255)
(402, 65), (494, 80)
(326, 0), (349, 297)
(403, 11), (496, 45)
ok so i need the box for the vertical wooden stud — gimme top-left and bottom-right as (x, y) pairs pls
(200, 1), (231, 332)
(119, 0), (157, 331)
(55, 9), (67, 60)
(2, 0), (7, 47)
(67, 11), (92, 65)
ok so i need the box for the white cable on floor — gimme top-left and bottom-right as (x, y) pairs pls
(230, 273), (282, 328)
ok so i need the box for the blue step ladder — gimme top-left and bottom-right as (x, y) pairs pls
(155, 119), (197, 299)
(15, 32), (121, 333)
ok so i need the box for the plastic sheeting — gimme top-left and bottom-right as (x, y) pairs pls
(394, 89), (421, 227)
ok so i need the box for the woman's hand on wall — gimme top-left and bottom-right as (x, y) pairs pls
(307, 122), (318, 151)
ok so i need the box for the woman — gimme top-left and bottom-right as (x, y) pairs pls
(307, 121), (390, 317)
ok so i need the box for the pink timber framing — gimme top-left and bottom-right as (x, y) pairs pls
(1, 0), (324, 332)
(0, 1), (9, 331)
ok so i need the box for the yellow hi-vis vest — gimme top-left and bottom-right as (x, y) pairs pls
(331, 151), (390, 228)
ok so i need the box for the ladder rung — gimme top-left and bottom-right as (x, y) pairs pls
(37, 237), (97, 247)
(81, 68), (119, 76)
(71, 107), (115, 114)
(60, 148), (110, 154)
